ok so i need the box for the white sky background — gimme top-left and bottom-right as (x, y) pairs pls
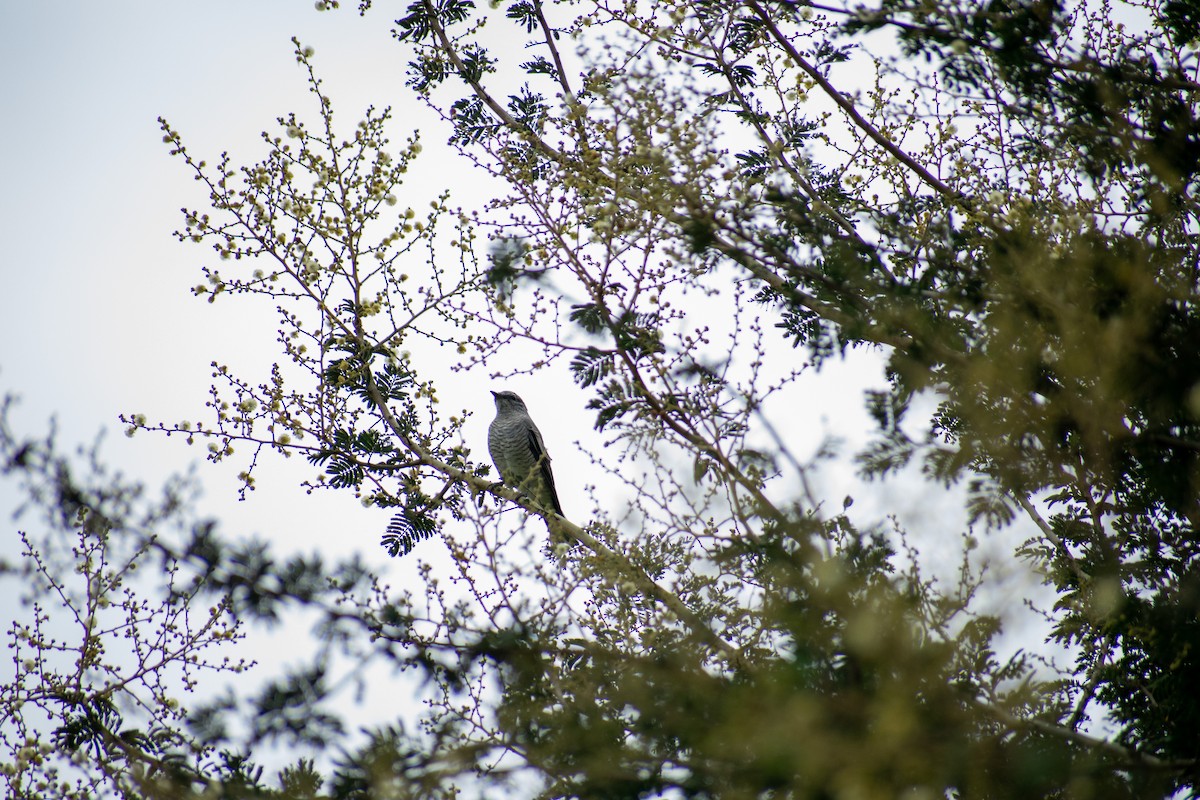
(0, 0), (1063, 782)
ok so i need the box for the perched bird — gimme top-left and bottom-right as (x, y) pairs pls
(488, 390), (564, 518)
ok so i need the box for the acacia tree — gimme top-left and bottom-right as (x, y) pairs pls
(0, 402), (256, 799)
(5, 0), (1199, 797)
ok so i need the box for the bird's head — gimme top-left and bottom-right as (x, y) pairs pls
(491, 390), (528, 412)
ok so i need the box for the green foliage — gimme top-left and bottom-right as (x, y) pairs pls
(382, 509), (438, 557)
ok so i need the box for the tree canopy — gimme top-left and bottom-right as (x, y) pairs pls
(4, 1), (1200, 797)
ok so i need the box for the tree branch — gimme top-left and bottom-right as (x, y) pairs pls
(745, 0), (966, 206)
(1012, 492), (1090, 587)
(979, 701), (1196, 773)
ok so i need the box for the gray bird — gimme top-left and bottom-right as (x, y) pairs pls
(488, 390), (564, 518)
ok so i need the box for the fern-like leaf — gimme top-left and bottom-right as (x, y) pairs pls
(382, 510), (437, 558)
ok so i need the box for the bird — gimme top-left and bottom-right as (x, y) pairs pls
(488, 390), (564, 520)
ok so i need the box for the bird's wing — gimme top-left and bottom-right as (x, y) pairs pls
(527, 424), (564, 516)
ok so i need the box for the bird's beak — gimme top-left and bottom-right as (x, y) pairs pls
(490, 390), (499, 399)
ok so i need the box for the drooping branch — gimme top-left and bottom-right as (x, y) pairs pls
(744, 0), (965, 206)
(979, 701), (1197, 774)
